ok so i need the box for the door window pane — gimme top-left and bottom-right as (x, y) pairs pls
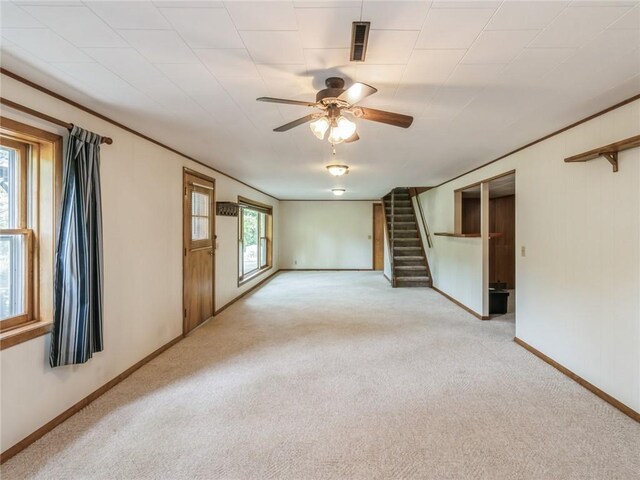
(0, 145), (19, 229)
(191, 190), (210, 241)
(0, 234), (25, 321)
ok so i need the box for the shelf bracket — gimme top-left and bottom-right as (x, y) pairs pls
(601, 152), (618, 172)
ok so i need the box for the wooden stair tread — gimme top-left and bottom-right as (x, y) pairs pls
(396, 276), (431, 281)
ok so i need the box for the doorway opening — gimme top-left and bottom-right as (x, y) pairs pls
(458, 172), (516, 323)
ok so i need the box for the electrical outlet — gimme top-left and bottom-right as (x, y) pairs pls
(521, 246), (526, 257)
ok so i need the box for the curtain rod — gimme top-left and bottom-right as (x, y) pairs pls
(0, 97), (113, 145)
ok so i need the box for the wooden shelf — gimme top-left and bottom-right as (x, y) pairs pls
(564, 134), (640, 172)
(434, 232), (504, 238)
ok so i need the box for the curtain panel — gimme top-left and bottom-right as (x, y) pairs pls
(50, 126), (104, 367)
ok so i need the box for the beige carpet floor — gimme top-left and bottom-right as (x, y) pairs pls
(2, 271), (639, 479)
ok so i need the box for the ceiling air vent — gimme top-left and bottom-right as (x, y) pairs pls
(350, 22), (370, 62)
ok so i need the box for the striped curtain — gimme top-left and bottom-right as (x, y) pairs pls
(50, 126), (104, 367)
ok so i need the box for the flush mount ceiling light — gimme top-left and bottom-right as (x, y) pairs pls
(326, 164), (349, 176)
(257, 77), (413, 145)
(331, 188), (346, 196)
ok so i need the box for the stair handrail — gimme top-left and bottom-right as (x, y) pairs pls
(390, 190), (396, 287)
(409, 188), (432, 249)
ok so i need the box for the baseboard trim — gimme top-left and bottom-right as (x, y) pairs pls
(279, 268), (374, 271)
(214, 269), (280, 316)
(514, 337), (639, 423)
(383, 273), (392, 284)
(0, 334), (184, 464)
(432, 286), (488, 320)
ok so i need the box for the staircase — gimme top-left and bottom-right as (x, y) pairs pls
(383, 188), (432, 288)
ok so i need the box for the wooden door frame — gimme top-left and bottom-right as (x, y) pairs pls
(183, 168), (216, 335)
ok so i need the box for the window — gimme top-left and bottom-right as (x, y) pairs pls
(238, 197), (272, 283)
(0, 118), (62, 348)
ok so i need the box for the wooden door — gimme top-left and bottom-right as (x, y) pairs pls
(183, 170), (215, 335)
(373, 203), (384, 270)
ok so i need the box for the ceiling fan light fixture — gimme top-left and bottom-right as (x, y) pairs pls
(336, 116), (356, 140)
(309, 117), (330, 139)
(332, 188), (346, 196)
(328, 127), (345, 145)
(326, 164), (349, 176)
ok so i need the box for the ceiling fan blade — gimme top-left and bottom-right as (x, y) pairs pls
(344, 132), (360, 143)
(357, 107), (413, 128)
(273, 114), (317, 132)
(337, 82), (377, 105)
(257, 97), (318, 107)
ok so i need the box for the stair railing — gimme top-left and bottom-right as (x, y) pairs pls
(409, 188), (432, 249)
(390, 190), (396, 288)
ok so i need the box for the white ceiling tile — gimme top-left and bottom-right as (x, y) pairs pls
(499, 47), (577, 86)
(225, 1), (298, 30)
(353, 64), (404, 105)
(51, 62), (160, 109)
(361, 1), (431, 30)
(293, 1), (362, 7)
(195, 48), (260, 77)
(240, 31), (305, 64)
(569, 1), (637, 6)
(355, 64), (404, 86)
(1, 28), (93, 62)
(82, 47), (196, 111)
(156, 62), (223, 96)
(255, 64), (315, 98)
(304, 48), (350, 69)
(431, 1), (501, 8)
(87, 1), (171, 30)
(403, 49), (466, 83)
(0, 2), (43, 28)
(119, 30), (198, 63)
(486, 1), (568, 30)
(530, 5), (633, 48)
(83, 47), (156, 81)
(462, 30), (540, 64)
(609, 4), (640, 29)
(366, 30), (418, 64)
(296, 7), (361, 48)
(153, 1), (224, 7)
(569, 28), (640, 64)
(446, 63), (506, 87)
(303, 48), (356, 86)
(156, 63), (244, 120)
(21, 6), (125, 47)
(12, 1), (83, 5)
(159, 7), (243, 48)
(416, 8), (495, 49)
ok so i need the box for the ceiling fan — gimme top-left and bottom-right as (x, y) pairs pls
(256, 77), (413, 145)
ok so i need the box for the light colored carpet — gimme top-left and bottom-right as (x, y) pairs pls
(2, 271), (639, 479)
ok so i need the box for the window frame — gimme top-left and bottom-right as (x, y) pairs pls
(237, 196), (273, 286)
(0, 117), (62, 350)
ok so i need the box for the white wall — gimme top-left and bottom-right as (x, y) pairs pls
(420, 99), (640, 413)
(279, 201), (374, 270)
(0, 74), (279, 452)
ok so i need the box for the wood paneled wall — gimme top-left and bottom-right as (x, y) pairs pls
(489, 195), (515, 288)
(461, 198), (481, 234)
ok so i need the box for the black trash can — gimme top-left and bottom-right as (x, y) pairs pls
(489, 288), (509, 315)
